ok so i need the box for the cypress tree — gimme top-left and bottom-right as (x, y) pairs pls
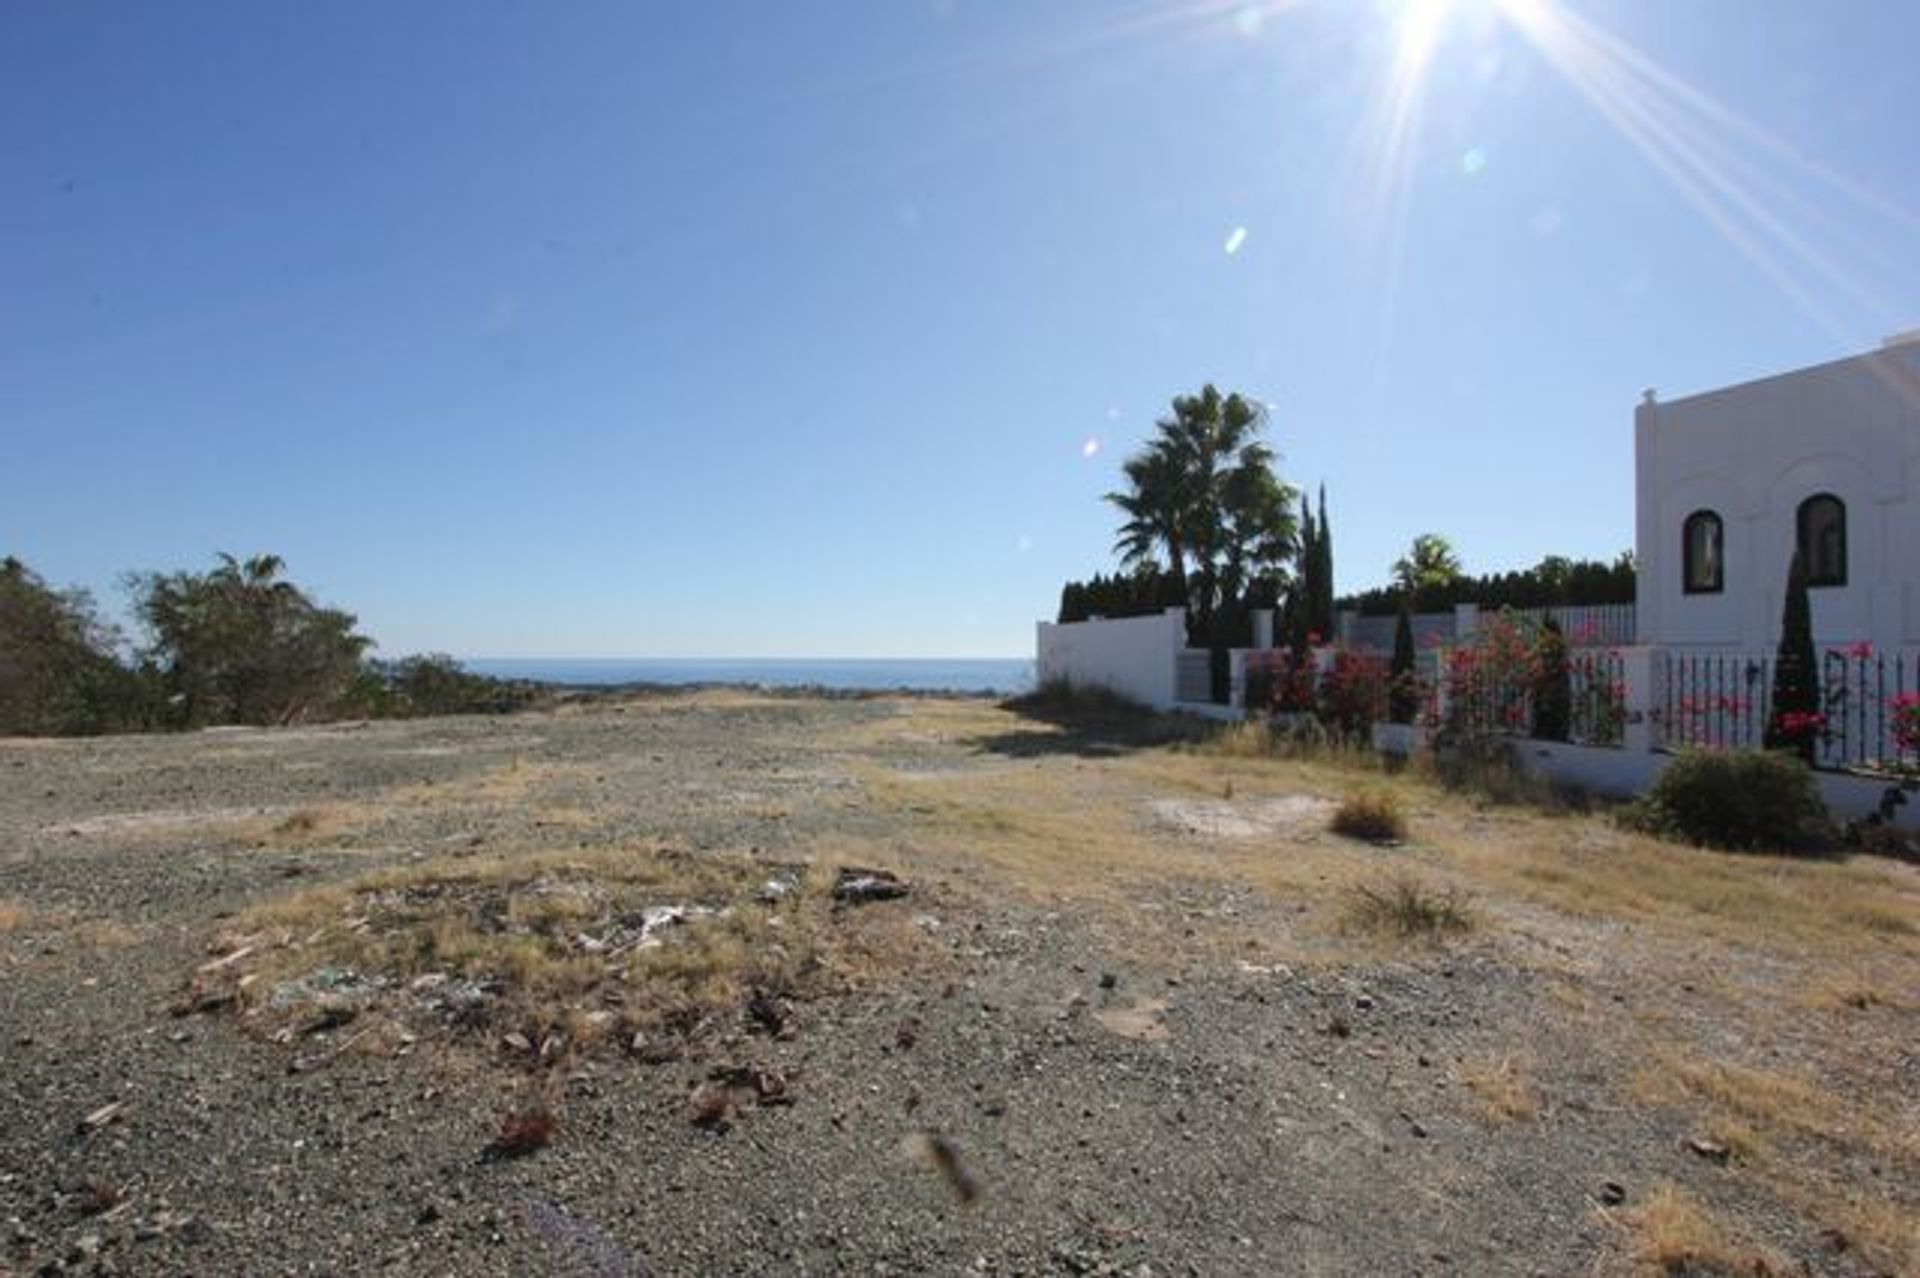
(1288, 495), (1317, 647)
(1532, 617), (1571, 742)
(1312, 485), (1335, 640)
(1764, 551), (1820, 763)
(1388, 606), (1418, 724)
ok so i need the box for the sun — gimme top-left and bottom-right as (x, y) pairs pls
(1391, 0), (1457, 74)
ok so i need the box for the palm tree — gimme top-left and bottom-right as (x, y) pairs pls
(1107, 441), (1191, 587)
(1107, 385), (1297, 643)
(1393, 533), (1464, 598)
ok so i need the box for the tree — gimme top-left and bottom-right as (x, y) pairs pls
(1107, 385), (1297, 645)
(1763, 551), (1820, 763)
(1533, 555), (1573, 603)
(1532, 617), (1572, 742)
(1388, 606), (1419, 724)
(130, 553), (373, 726)
(1312, 485), (1335, 640)
(1108, 443), (1191, 591)
(1287, 494), (1317, 647)
(1393, 533), (1464, 601)
(0, 556), (145, 735)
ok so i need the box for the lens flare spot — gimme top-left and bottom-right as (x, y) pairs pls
(1081, 436), (1101, 458)
(1460, 147), (1487, 175)
(1224, 226), (1248, 255)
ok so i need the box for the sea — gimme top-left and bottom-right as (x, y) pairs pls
(462, 657), (1035, 696)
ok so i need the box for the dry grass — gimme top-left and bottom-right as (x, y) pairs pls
(1614, 1181), (1788, 1276)
(1633, 1054), (1918, 1167)
(1435, 818), (1920, 957)
(1328, 788), (1407, 843)
(1627, 1051), (1920, 1272)
(1455, 1053), (1541, 1122)
(184, 844), (928, 1062)
(0, 899), (30, 931)
(1341, 876), (1473, 941)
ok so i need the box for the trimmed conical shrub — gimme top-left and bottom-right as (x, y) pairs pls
(1388, 606), (1419, 724)
(1763, 551), (1820, 764)
(1532, 618), (1571, 742)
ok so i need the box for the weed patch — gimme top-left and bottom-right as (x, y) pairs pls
(1614, 1181), (1787, 1276)
(1328, 788), (1407, 843)
(1341, 876), (1472, 940)
(177, 845), (925, 1067)
(1456, 1054), (1541, 1122)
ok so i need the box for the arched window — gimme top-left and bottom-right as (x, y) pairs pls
(1797, 493), (1847, 587)
(1682, 510), (1723, 594)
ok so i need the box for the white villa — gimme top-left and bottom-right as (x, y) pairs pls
(1634, 334), (1920, 654)
(1035, 336), (1920, 825)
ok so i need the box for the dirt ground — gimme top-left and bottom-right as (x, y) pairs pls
(1, 692), (1915, 1276)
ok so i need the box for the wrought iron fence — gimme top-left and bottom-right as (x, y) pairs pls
(1567, 649), (1628, 747)
(1174, 650), (1213, 704)
(1657, 648), (1919, 772)
(1431, 646), (1626, 747)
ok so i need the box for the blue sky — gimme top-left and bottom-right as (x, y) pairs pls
(6, 1), (1918, 658)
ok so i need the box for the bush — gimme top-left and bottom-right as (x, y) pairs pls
(0, 556), (156, 735)
(1007, 677), (1150, 719)
(1628, 749), (1831, 853)
(1342, 876), (1472, 939)
(1330, 788), (1407, 842)
(1316, 648), (1388, 738)
(129, 553), (372, 727)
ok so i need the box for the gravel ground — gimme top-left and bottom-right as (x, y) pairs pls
(0, 694), (1911, 1276)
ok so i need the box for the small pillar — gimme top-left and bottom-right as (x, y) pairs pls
(1251, 608), (1275, 650)
(1619, 646), (1662, 754)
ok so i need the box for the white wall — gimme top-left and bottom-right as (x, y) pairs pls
(1515, 740), (1919, 831)
(1635, 340), (1920, 654)
(1035, 607), (1186, 709)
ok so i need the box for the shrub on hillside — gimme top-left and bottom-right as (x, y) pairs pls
(129, 553), (372, 727)
(1627, 749), (1830, 853)
(367, 654), (544, 718)
(0, 556), (155, 735)
(1007, 677), (1148, 718)
(1330, 788), (1407, 843)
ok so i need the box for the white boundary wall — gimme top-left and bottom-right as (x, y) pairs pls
(1035, 607), (1187, 710)
(1513, 739), (1919, 831)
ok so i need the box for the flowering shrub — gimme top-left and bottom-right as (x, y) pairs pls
(1428, 612), (1543, 746)
(1244, 648), (1316, 716)
(1893, 693), (1920, 764)
(1770, 709), (1827, 757)
(1317, 649), (1389, 738)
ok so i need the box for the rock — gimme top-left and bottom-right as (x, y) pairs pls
(1099, 973), (1119, 991)
(759, 867), (804, 902)
(78, 1101), (126, 1132)
(1598, 1181), (1627, 1206)
(832, 866), (909, 904)
(1687, 1136), (1730, 1164)
(502, 1032), (533, 1054)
